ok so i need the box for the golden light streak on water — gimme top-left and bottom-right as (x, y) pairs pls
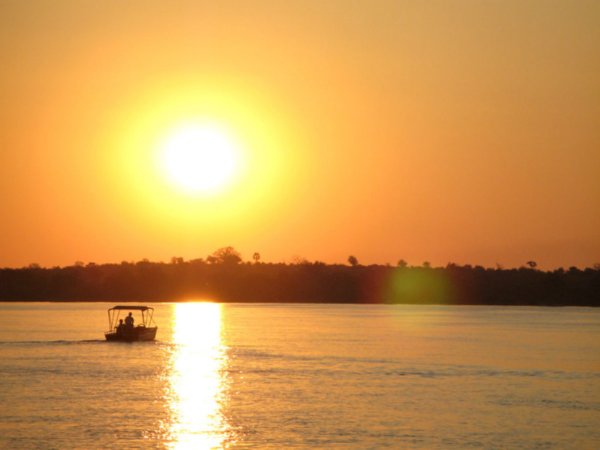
(166, 303), (233, 449)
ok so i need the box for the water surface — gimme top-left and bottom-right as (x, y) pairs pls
(1, 303), (599, 449)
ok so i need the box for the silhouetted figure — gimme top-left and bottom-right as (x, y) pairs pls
(116, 319), (125, 334)
(125, 312), (134, 331)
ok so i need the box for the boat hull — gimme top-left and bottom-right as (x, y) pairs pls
(105, 327), (157, 342)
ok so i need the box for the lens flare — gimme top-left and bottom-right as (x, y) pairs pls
(383, 268), (455, 304)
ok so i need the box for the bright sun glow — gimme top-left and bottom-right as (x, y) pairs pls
(161, 127), (238, 192)
(109, 83), (303, 232)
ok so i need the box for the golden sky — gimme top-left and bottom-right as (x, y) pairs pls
(1, 0), (599, 270)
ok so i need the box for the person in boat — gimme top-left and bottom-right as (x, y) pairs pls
(125, 312), (134, 331)
(115, 319), (125, 334)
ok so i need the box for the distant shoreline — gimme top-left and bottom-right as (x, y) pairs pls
(0, 301), (597, 308)
(1, 262), (598, 307)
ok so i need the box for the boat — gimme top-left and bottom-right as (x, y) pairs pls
(105, 306), (158, 342)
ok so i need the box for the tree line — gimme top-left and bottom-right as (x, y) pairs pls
(1, 248), (599, 306)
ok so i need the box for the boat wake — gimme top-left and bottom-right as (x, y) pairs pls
(0, 339), (108, 345)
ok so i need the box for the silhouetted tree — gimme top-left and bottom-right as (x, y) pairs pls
(253, 253), (261, 264)
(423, 261), (431, 268)
(290, 255), (310, 265)
(397, 259), (407, 268)
(170, 256), (184, 264)
(210, 247), (242, 265)
(348, 255), (358, 267)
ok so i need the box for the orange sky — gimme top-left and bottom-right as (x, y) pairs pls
(1, 0), (599, 270)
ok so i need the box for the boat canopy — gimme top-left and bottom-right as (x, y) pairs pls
(107, 306), (157, 332)
(109, 306), (153, 311)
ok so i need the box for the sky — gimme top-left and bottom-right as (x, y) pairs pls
(1, 0), (599, 270)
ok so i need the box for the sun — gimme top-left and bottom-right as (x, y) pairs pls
(159, 126), (239, 193)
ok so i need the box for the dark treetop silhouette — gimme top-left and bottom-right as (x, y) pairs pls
(1, 249), (599, 306)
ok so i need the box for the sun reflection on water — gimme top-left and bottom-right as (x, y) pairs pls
(165, 303), (233, 449)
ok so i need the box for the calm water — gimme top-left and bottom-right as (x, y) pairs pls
(0, 303), (599, 449)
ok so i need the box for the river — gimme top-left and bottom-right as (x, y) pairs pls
(0, 302), (599, 449)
